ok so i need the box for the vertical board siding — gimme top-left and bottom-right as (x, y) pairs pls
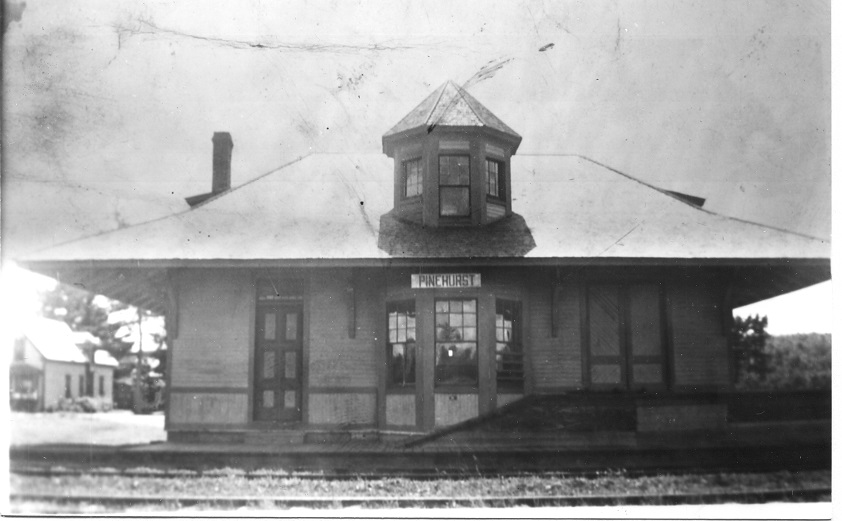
(171, 269), (252, 389)
(385, 394), (416, 427)
(434, 393), (478, 427)
(169, 392), (248, 424)
(308, 271), (378, 388)
(669, 282), (730, 387)
(529, 282), (582, 389)
(308, 393), (376, 425)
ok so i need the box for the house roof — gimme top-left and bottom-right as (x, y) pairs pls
(383, 81), (521, 139)
(23, 318), (90, 364)
(20, 153), (829, 264)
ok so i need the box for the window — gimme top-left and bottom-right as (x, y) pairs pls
(99, 375), (105, 397)
(439, 155), (470, 217)
(65, 375), (72, 398)
(496, 300), (524, 389)
(485, 159), (504, 199)
(435, 299), (478, 386)
(388, 302), (416, 386)
(403, 158), (422, 198)
(78, 375), (85, 397)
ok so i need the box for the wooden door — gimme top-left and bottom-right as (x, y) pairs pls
(587, 285), (626, 388)
(254, 304), (303, 422)
(587, 284), (666, 390)
(626, 284), (666, 389)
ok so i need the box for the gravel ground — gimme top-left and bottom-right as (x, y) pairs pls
(11, 469), (830, 499)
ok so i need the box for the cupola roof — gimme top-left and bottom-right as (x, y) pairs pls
(383, 80), (521, 139)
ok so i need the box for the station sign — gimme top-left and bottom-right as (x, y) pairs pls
(411, 273), (481, 289)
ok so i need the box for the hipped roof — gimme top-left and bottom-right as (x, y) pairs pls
(20, 153), (829, 263)
(383, 81), (520, 139)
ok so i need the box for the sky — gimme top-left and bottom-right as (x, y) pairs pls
(0, 0), (833, 334)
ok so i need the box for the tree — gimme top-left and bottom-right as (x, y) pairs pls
(730, 314), (770, 389)
(40, 284), (135, 361)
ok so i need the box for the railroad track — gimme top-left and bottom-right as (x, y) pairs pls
(9, 488), (831, 510)
(10, 465), (817, 481)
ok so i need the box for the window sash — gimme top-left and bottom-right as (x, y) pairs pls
(495, 299), (523, 389)
(485, 159), (502, 198)
(404, 158), (422, 198)
(439, 155), (471, 217)
(435, 299), (478, 387)
(388, 302), (416, 387)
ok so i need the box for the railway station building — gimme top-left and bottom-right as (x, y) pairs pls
(20, 81), (830, 442)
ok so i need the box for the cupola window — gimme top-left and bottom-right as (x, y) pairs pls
(403, 158), (423, 198)
(485, 159), (504, 199)
(439, 155), (471, 217)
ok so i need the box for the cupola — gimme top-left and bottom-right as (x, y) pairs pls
(382, 81), (522, 227)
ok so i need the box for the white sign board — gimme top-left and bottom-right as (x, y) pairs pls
(411, 273), (481, 289)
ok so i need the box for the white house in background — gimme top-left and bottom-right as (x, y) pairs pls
(10, 317), (117, 411)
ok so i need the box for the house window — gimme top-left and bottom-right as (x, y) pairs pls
(403, 158), (422, 198)
(485, 159), (504, 199)
(388, 301), (416, 386)
(435, 299), (478, 386)
(99, 375), (105, 397)
(496, 299), (524, 389)
(65, 375), (72, 398)
(439, 155), (470, 217)
(78, 375), (85, 397)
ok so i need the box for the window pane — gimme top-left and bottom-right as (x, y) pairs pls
(264, 313), (276, 340)
(435, 301), (449, 313)
(284, 390), (297, 409)
(285, 352), (297, 379)
(439, 155), (470, 185)
(263, 390), (274, 408)
(405, 159), (423, 198)
(435, 299), (478, 387)
(285, 313), (298, 340)
(440, 187), (470, 216)
(486, 160), (499, 197)
(263, 352), (276, 379)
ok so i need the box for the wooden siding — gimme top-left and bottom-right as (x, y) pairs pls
(435, 393), (478, 427)
(169, 392), (249, 425)
(385, 394), (416, 427)
(308, 392), (376, 425)
(529, 282), (582, 390)
(307, 271), (379, 388)
(43, 361), (86, 408)
(669, 281), (730, 388)
(487, 201), (506, 221)
(170, 269), (252, 389)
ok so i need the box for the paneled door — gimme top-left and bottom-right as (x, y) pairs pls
(254, 304), (303, 422)
(587, 284), (666, 390)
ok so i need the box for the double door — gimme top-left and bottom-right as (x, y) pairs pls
(587, 284), (666, 390)
(254, 304), (302, 422)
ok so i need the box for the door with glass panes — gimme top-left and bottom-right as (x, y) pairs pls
(254, 304), (302, 422)
(587, 284), (666, 390)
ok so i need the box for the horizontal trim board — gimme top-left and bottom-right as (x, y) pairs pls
(309, 387), (378, 394)
(169, 387), (249, 394)
(167, 423), (250, 430)
(23, 257), (831, 270)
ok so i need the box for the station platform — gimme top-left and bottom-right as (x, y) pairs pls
(10, 419), (830, 473)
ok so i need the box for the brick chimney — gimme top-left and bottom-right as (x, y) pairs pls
(185, 132), (234, 207)
(211, 132), (233, 194)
